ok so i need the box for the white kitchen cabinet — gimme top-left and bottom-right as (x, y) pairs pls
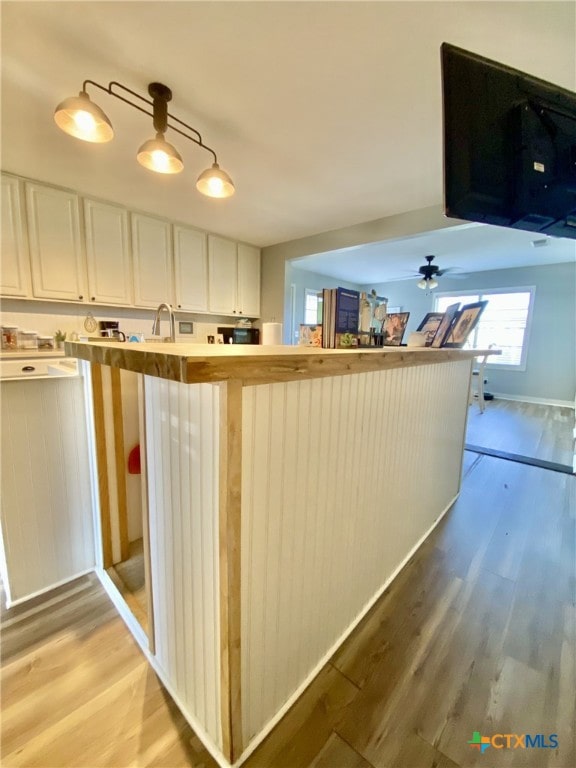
(26, 183), (87, 301)
(173, 225), (208, 311)
(208, 236), (261, 317)
(131, 213), (173, 308)
(0, 175), (31, 298)
(84, 199), (132, 305)
(208, 234), (237, 314)
(237, 243), (261, 317)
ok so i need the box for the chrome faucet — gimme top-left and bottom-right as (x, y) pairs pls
(152, 302), (176, 342)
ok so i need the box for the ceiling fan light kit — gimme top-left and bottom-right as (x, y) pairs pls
(416, 255), (441, 290)
(54, 79), (235, 198)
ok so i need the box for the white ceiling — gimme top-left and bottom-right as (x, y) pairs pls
(291, 221), (576, 284)
(2, 1), (575, 282)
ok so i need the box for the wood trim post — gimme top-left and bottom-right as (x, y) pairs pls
(111, 367), (130, 562)
(218, 379), (243, 762)
(137, 374), (155, 653)
(90, 363), (113, 569)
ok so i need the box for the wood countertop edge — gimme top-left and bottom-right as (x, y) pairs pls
(66, 341), (500, 385)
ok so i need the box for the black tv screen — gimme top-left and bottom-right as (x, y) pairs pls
(441, 43), (576, 239)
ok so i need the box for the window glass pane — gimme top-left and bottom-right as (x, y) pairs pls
(434, 290), (532, 367)
(435, 295), (479, 312)
(304, 289), (321, 325)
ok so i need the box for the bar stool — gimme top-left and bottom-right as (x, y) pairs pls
(469, 354), (488, 413)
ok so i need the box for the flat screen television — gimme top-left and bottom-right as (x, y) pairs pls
(441, 42), (576, 239)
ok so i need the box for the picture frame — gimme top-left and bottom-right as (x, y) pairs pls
(430, 302), (460, 348)
(416, 312), (445, 346)
(382, 312), (410, 346)
(443, 301), (488, 348)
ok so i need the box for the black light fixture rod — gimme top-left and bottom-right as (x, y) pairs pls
(81, 78), (217, 163)
(165, 123), (218, 164)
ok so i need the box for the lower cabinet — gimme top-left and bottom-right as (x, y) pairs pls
(0, 375), (95, 606)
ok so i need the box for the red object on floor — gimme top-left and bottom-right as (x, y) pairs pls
(128, 444), (141, 474)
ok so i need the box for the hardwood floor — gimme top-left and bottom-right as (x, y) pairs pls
(2, 454), (574, 768)
(466, 398), (575, 467)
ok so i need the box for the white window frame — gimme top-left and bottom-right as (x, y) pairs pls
(304, 288), (321, 325)
(434, 286), (536, 371)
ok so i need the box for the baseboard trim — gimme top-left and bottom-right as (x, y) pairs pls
(6, 567), (95, 609)
(490, 392), (575, 408)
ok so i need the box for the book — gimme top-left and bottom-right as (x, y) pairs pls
(321, 287), (360, 348)
(299, 324), (323, 347)
(335, 288), (360, 334)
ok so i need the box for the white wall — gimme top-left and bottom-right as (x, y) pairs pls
(285, 265), (361, 344)
(0, 299), (239, 346)
(261, 205), (455, 332)
(365, 261), (576, 404)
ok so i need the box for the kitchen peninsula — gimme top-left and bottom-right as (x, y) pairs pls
(67, 340), (497, 767)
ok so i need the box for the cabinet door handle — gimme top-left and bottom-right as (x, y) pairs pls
(91, 297), (95, 301)
(79, 295), (84, 300)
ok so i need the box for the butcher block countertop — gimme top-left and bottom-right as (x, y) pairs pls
(66, 340), (500, 386)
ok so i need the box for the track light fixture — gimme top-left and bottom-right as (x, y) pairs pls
(54, 80), (235, 198)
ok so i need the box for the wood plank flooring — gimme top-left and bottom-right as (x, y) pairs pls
(466, 398), (575, 467)
(2, 454), (574, 768)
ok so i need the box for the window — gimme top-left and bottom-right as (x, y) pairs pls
(304, 289), (322, 325)
(434, 288), (535, 369)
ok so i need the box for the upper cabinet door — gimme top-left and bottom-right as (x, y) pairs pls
(173, 225), (208, 312)
(237, 243), (261, 317)
(131, 213), (173, 308)
(208, 235), (237, 314)
(84, 199), (132, 305)
(26, 183), (87, 301)
(0, 175), (31, 297)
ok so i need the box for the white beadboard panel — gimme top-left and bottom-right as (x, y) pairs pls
(241, 360), (471, 744)
(0, 377), (95, 604)
(144, 376), (222, 750)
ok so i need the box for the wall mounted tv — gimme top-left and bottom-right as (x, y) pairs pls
(441, 42), (576, 239)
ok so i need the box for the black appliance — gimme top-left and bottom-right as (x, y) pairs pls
(218, 326), (260, 344)
(442, 42), (576, 239)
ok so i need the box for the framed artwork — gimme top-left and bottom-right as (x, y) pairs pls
(443, 301), (488, 348)
(416, 312), (445, 346)
(430, 303), (460, 348)
(382, 312), (410, 346)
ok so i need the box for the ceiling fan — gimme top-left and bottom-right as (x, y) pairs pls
(414, 255), (462, 290)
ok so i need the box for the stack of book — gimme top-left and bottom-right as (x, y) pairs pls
(322, 287), (360, 348)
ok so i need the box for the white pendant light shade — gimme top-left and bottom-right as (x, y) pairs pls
(137, 134), (184, 174)
(417, 278), (427, 290)
(54, 91), (114, 143)
(428, 278), (438, 289)
(196, 163), (235, 198)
